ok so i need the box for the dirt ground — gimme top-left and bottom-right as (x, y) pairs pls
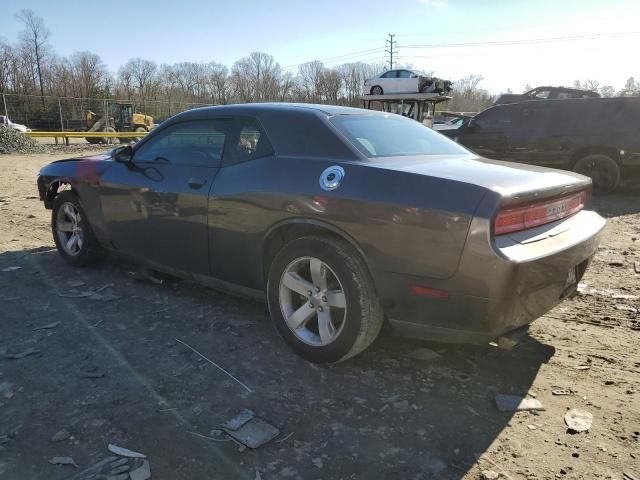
(0, 149), (638, 480)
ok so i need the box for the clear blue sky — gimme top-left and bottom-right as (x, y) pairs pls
(2, 0), (639, 93)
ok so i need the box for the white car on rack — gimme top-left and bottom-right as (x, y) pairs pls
(364, 69), (452, 96)
(0, 115), (30, 133)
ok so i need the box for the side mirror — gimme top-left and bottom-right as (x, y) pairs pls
(114, 145), (133, 163)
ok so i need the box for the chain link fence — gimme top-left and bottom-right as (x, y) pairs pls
(1, 93), (214, 131)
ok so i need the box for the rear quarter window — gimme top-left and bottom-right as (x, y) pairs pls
(266, 111), (356, 159)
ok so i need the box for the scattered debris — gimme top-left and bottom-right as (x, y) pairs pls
(67, 280), (85, 288)
(222, 409), (256, 430)
(51, 429), (71, 442)
(552, 389), (575, 396)
(481, 470), (501, 480)
(565, 409), (593, 433)
(69, 456), (130, 480)
(221, 409), (280, 449)
(129, 460), (151, 480)
(616, 304), (638, 313)
(275, 432), (294, 443)
(574, 365), (591, 371)
(635, 262), (640, 274)
(175, 338), (252, 393)
(405, 347), (442, 362)
(494, 394), (544, 412)
(624, 470), (639, 480)
(2, 347), (39, 360)
(49, 456), (78, 468)
(466, 406), (482, 417)
(312, 457), (323, 469)
(0, 382), (14, 399)
(577, 283), (639, 300)
(107, 443), (146, 458)
(475, 453), (514, 480)
(608, 260), (624, 267)
(34, 320), (61, 331)
(0, 266), (22, 272)
(189, 431), (230, 443)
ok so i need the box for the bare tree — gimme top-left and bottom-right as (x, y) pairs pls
(207, 62), (229, 104)
(71, 51), (108, 98)
(16, 9), (50, 108)
(447, 75), (493, 113)
(119, 58), (158, 102)
(298, 61), (324, 103)
(573, 79), (600, 92)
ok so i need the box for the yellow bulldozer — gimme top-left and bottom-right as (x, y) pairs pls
(85, 101), (154, 144)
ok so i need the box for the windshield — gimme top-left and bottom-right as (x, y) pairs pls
(331, 114), (471, 158)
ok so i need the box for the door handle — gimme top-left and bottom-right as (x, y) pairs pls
(187, 178), (207, 189)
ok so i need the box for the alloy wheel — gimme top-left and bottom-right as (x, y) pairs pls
(56, 202), (84, 256)
(278, 256), (347, 346)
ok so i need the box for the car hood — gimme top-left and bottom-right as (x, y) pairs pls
(364, 154), (591, 202)
(48, 150), (114, 164)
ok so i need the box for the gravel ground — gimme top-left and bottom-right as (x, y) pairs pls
(0, 150), (638, 480)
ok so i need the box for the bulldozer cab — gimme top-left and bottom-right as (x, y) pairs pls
(108, 102), (135, 130)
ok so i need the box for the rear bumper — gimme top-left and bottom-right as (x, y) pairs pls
(377, 209), (606, 344)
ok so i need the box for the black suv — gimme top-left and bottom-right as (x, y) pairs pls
(494, 86), (600, 105)
(442, 97), (640, 191)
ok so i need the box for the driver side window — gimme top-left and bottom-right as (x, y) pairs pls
(133, 120), (227, 167)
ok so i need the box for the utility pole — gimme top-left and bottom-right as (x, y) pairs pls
(385, 33), (397, 70)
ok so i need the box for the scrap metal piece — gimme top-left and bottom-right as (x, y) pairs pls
(222, 417), (280, 449)
(221, 409), (256, 431)
(494, 394), (544, 412)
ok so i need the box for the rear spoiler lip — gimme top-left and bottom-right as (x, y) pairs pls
(498, 178), (592, 209)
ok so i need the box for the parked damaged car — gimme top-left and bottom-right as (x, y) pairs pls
(494, 86), (600, 105)
(443, 97), (640, 192)
(364, 69), (452, 95)
(37, 103), (605, 363)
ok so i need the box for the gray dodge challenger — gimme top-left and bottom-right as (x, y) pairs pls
(37, 103), (606, 363)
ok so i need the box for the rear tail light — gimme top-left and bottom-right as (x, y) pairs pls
(494, 190), (588, 236)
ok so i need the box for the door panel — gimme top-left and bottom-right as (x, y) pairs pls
(99, 119), (227, 274)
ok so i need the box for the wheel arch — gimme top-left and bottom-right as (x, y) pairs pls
(42, 177), (75, 209)
(262, 218), (371, 284)
(570, 145), (621, 168)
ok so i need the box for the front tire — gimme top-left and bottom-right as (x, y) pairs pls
(371, 86), (383, 95)
(52, 191), (103, 267)
(267, 236), (384, 363)
(573, 154), (620, 193)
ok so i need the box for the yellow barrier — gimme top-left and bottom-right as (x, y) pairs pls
(25, 130), (148, 145)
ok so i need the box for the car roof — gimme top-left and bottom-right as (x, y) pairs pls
(172, 102), (387, 120)
(491, 96), (640, 109)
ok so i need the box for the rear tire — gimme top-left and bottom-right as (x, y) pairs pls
(52, 191), (103, 267)
(573, 154), (620, 193)
(267, 235), (383, 363)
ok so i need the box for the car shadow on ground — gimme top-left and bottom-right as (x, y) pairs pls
(1, 247), (555, 480)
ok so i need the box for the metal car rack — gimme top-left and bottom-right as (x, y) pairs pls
(359, 93), (451, 127)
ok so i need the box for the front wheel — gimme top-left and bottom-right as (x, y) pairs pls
(267, 236), (384, 363)
(371, 86), (383, 95)
(573, 154), (620, 193)
(52, 191), (103, 267)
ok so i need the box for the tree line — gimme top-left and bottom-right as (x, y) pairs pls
(2, 9), (639, 115)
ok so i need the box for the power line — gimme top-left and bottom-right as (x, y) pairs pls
(385, 33), (397, 69)
(397, 31), (640, 49)
(282, 47), (385, 70)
